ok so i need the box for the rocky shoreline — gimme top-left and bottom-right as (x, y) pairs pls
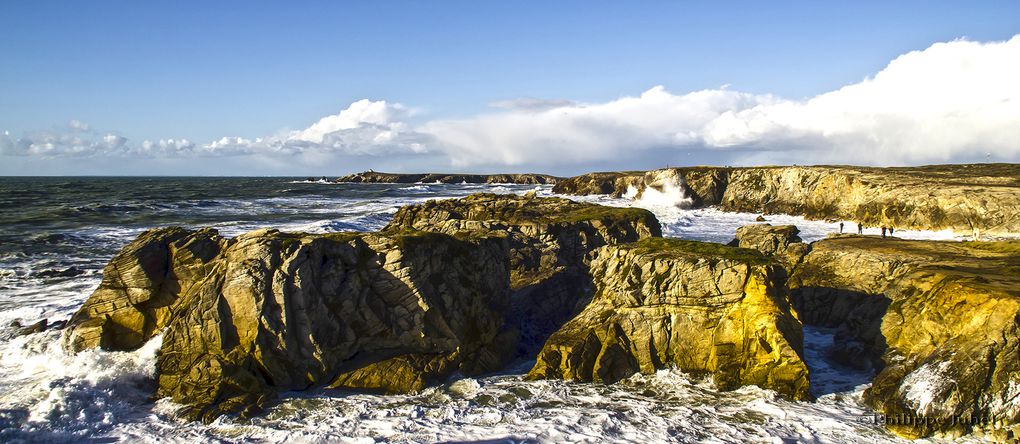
(61, 190), (1020, 440)
(554, 164), (1020, 236)
(334, 171), (561, 185)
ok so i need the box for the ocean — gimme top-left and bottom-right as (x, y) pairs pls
(0, 177), (967, 443)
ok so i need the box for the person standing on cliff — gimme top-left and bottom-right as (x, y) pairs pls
(881, 226), (887, 237)
(857, 223), (863, 235)
(839, 222), (844, 233)
(889, 226), (894, 236)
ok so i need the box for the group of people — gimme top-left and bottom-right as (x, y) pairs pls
(838, 222), (894, 237)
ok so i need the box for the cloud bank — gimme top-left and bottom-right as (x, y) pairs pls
(4, 35), (1019, 172)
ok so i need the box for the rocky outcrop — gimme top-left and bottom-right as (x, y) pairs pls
(384, 193), (662, 352)
(528, 238), (810, 401)
(65, 194), (662, 422)
(729, 224), (810, 269)
(337, 171), (560, 184)
(789, 237), (1020, 439)
(68, 227), (515, 421)
(554, 164), (1020, 236)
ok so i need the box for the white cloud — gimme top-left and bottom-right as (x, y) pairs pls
(489, 97), (577, 112)
(4, 35), (1019, 170)
(422, 35), (1020, 166)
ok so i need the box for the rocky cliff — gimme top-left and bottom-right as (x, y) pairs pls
(789, 236), (1020, 439)
(337, 171), (560, 184)
(384, 193), (662, 352)
(528, 237), (811, 401)
(553, 164), (1020, 236)
(65, 194), (660, 421)
(68, 227), (515, 421)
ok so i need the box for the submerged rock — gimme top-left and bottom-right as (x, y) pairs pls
(528, 238), (810, 401)
(789, 237), (1020, 439)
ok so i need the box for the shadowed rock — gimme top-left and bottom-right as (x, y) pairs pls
(789, 237), (1020, 439)
(384, 193), (662, 353)
(65, 194), (663, 422)
(729, 223), (811, 269)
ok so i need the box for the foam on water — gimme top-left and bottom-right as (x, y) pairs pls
(0, 179), (983, 443)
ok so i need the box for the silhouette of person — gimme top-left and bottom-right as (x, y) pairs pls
(881, 226), (887, 238)
(839, 222), (844, 233)
(889, 226), (894, 236)
(857, 223), (863, 235)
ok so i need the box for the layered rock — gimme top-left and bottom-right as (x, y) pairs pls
(68, 227), (514, 421)
(384, 193), (662, 351)
(554, 164), (1020, 235)
(789, 237), (1020, 439)
(729, 224), (810, 269)
(337, 171), (560, 184)
(66, 194), (662, 421)
(528, 238), (810, 401)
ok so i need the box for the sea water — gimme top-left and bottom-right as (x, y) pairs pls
(0, 177), (972, 443)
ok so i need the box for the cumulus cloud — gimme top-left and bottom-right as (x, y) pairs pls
(423, 35), (1020, 166)
(4, 35), (1019, 170)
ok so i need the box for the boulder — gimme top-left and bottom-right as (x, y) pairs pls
(68, 227), (514, 422)
(528, 238), (810, 401)
(729, 224), (811, 269)
(789, 237), (1020, 439)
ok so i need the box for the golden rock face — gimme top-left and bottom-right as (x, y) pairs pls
(554, 164), (1020, 235)
(790, 237), (1020, 439)
(64, 194), (663, 422)
(527, 238), (811, 401)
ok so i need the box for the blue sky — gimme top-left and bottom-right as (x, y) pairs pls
(2, 1), (1019, 175)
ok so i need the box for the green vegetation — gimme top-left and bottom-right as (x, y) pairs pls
(624, 237), (770, 265)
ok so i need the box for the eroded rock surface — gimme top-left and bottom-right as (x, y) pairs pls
(528, 238), (810, 401)
(68, 227), (514, 421)
(555, 164), (1020, 235)
(66, 194), (662, 421)
(729, 224), (810, 269)
(384, 193), (662, 351)
(789, 237), (1020, 439)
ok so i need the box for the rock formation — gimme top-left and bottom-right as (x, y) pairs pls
(789, 236), (1020, 439)
(336, 171), (560, 184)
(383, 193), (662, 352)
(553, 164), (1020, 236)
(67, 227), (515, 422)
(65, 194), (661, 421)
(729, 224), (811, 269)
(528, 237), (811, 401)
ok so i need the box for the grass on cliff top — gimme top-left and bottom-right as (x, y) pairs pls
(452, 193), (654, 225)
(626, 237), (769, 264)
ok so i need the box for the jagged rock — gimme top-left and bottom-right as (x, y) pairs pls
(68, 227), (514, 422)
(336, 171), (560, 184)
(789, 237), (1020, 439)
(528, 238), (810, 401)
(730, 224), (810, 269)
(555, 164), (1020, 236)
(66, 227), (225, 352)
(384, 193), (662, 352)
(65, 194), (662, 422)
